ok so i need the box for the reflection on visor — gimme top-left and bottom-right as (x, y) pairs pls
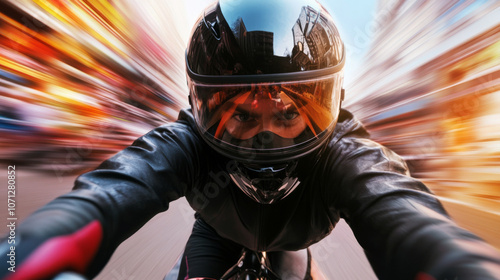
(192, 76), (339, 151)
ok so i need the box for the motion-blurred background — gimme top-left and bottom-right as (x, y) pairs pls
(0, 0), (499, 279)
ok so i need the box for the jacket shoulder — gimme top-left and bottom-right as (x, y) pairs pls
(330, 109), (370, 144)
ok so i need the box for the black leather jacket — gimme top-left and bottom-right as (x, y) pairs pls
(4, 109), (500, 279)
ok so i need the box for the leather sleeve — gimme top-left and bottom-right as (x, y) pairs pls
(322, 121), (500, 279)
(0, 109), (205, 279)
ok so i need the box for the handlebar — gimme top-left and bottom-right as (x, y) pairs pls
(51, 272), (87, 280)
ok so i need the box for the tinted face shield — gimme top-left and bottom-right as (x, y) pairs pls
(188, 72), (343, 164)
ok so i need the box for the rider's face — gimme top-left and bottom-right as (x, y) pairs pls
(224, 91), (306, 140)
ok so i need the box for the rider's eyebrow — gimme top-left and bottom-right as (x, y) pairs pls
(234, 105), (258, 116)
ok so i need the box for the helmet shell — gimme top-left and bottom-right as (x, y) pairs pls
(186, 0), (344, 77)
(186, 0), (345, 165)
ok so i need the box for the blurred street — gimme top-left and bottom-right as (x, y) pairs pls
(0, 170), (498, 279)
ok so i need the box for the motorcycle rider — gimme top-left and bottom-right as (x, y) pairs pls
(2, 0), (500, 279)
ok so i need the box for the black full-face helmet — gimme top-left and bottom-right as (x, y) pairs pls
(186, 0), (345, 204)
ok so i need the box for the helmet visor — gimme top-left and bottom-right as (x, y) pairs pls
(189, 73), (343, 159)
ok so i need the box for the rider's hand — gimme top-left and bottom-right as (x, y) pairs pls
(1, 217), (103, 280)
(0, 196), (103, 280)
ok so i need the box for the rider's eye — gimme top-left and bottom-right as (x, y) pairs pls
(282, 111), (299, 120)
(279, 107), (300, 121)
(233, 113), (252, 122)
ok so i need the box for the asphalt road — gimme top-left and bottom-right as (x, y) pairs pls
(1, 168), (498, 279)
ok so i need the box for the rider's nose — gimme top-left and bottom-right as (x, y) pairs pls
(260, 117), (278, 133)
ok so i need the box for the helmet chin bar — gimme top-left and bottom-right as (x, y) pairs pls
(229, 161), (301, 204)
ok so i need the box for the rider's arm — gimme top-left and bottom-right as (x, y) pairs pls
(0, 110), (204, 279)
(324, 133), (500, 279)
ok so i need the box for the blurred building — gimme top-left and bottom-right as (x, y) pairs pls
(346, 0), (500, 213)
(0, 1), (188, 172)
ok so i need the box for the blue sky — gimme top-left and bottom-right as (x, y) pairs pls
(325, 1), (377, 84)
(184, 0), (377, 84)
